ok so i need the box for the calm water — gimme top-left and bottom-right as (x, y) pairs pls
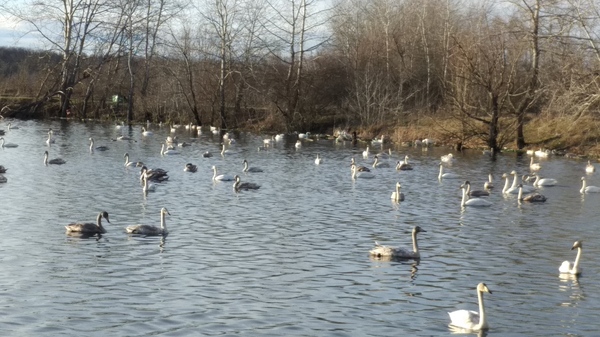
(1, 120), (599, 336)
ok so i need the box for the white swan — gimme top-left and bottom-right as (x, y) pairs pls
(274, 133), (284, 141)
(559, 240), (583, 275)
(44, 151), (66, 165)
(371, 135), (385, 145)
(124, 153), (144, 167)
(221, 143), (232, 155)
(65, 211), (110, 234)
(7, 122), (19, 130)
(532, 174), (557, 187)
(396, 155), (413, 170)
(460, 183), (492, 207)
(263, 136), (274, 146)
(362, 146), (369, 158)
(535, 148), (550, 157)
(0, 137), (18, 148)
(142, 174), (156, 192)
(161, 143), (180, 155)
(484, 174), (494, 189)
(243, 159), (263, 173)
(369, 226), (426, 259)
(580, 176), (600, 193)
(438, 163), (460, 180)
(448, 283), (492, 332)
(504, 170), (535, 194)
(351, 164), (374, 179)
(315, 154), (322, 165)
(125, 207), (170, 236)
(45, 131), (55, 145)
(441, 153), (455, 163)
(233, 175), (261, 191)
(517, 184), (547, 202)
(212, 166), (234, 181)
(372, 155), (390, 168)
(390, 182), (404, 202)
(464, 180), (489, 197)
(529, 157), (541, 171)
(141, 127), (153, 136)
(586, 160), (595, 173)
(295, 140), (302, 149)
(89, 137), (108, 152)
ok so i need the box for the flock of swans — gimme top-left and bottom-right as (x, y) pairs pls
(0, 120), (595, 333)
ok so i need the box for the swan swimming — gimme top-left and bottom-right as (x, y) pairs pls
(233, 175), (260, 191)
(441, 153), (455, 163)
(124, 153), (144, 167)
(504, 170), (535, 194)
(142, 174), (156, 192)
(161, 143), (180, 155)
(125, 207), (170, 236)
(212, 166), (234, 181)
(295, 140), (302, 149)
(559, 240), (583, 275)
(438, 163), (460, 180)
(530, 157), (541, 171)
(351, 157), (370, 172)
(369, 226), (426, 259)
(372, 155), (390, 168)
(65, 211), (110, 234)
(0, 137), (18, 148)
(517, 184), (547, 202)
(184, 163), (198, 172)
(140, 166), (169, 182)
(580, 177), (600, 193)
(390, 182), (405, 202)
(532, 174), (557, 187)
(586, 160), (595, 173)
(460, 183), (492, 207)
(243, 159), (263, 173)
(45, 131), (55, 145)
(484, 173), (494, 189)
(351, 164), (374, 179)
(464, 180), (490, 197)
(396, 155), (413, 170)
(448, 283), (492, 332)
(89, 137), (108, 152)
(44, 151), (66, 165)
(315, 154), (322, 165)
(362, 146), (369, 158)
(0, 165), (7, 173)
(141, 127), (153, 136)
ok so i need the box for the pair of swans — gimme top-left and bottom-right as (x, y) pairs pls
(517, 184), (547, 202)
(502, 171), (535, 194)
(460, 182), (492, 207)
(44, 151), (66, 165)
(369, 226), (426, 259)
(126, 208), (170, 236)
(65, 211), (110, 234)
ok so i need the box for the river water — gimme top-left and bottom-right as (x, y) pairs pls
(0, 119), (599, 336)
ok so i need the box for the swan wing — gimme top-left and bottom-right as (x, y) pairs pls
(448, 310), (479, 330)
(126, 224), (161, 235)
(65, 222), (100, 233)
(559, 261), (573, 273)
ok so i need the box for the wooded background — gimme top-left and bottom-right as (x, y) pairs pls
(1, 0), (600, 152)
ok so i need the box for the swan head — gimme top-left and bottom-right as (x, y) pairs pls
(510, 170), (517, 175)
(571, 240), (583, 250)
(581, 176), (586, 181)
(124, 152), (129, 158)
(413, 226), (426, 234)
(161, 207), (171, 216)
(477, 282), (492, 294)
(100, 211), (111, 223)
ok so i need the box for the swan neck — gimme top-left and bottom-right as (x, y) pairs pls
(461, 187), (467, 206)
(161, 212), (167, 230)
(510, 174), (518, 189)
(96, 213), (104, 230)
(502, 176), (510, 193)
(477, 288), (488, 329)
(581, 179), (586, 193)
(573, 247), (582, 270)
(412, 230), (419, 254)
(438, 165), (443, 180)
(518, 187), (523, 201)
(243, 161), (248, 172)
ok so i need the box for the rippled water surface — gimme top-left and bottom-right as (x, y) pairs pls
(1, 120), (600, 336)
